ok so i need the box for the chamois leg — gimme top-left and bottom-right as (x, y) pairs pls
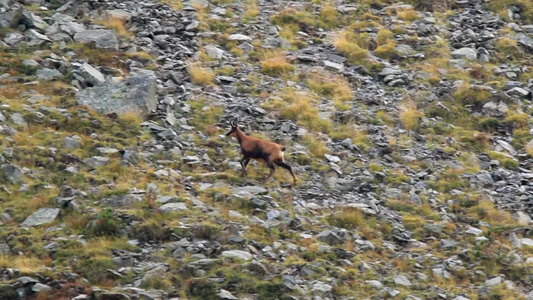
(275, 160), (297, 183)
(240, 157), (250, 177)
(263, 162), (276, 183)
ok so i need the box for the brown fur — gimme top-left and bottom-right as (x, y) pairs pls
(226, 122), (297, 184)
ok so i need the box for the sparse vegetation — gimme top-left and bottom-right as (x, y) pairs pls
(261, 51), (295, 76)
(334, 31), (369, 65)
(188, 65), (215, 85)
(400, 102), (424, 131)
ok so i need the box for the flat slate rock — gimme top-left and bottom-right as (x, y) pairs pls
(221, 250), (252, 261)
(21, 208), (60, 227)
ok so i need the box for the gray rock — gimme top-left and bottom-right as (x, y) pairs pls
(76, 70), (157, 119)
(158, 202), (188, 213)
(156, 195), (179, 204)
(105, 9), (132, 21)
(512, 212), (531, 225)
(471, 171), (493, 187)
(17, 276), (38, 285)
(324, 154), (341, 163)
(103, 194), (142, 208)
(3, 32), (25, 46)
(312, 282), (332, 296)
(188, 258), (217, 269)
(522, 238), (533, 247)
(366, 280), (383, 289)
(449, 59), (467, 69)
(509, 232), (522, 248)
(73, 29), (118, 51)
(142, 264), (169, 282)
(325, 177), (355, 191)
(231, 186), (267, 196)
(394, 274), (412, 286)
(64, 135), (82, 149)
(1, 164), (23, 184)
(396, 44), (415, 55)
(485, 276), (502, 286)
(221, 250), (252, 261)
(0, 3), (23, 28)
(37, 68), (63, 81)
(379, 67), (401, 77)
(323, 60), (344, 72)
(22, 59), (40, 68)
(451, 48), (477, 60)
(518, 36), (533, 52)
(84, 156), (109, 168)
(27, 29), (52, 44)
(32, 283), (52, 293)
(506, 87), (530, 98)
(80, 63), (105, 85)
(465, 227), (483, 236)
(227, 34), (252, 41)
(316, 230), (343, 245)
(0, 243), (9, 254)
(21, 208), (60, 227)
(216, 289), (238, 300)
(237, 42), (254, 52)
(97, 147), (119, 155)
(185, 20), (199, 31)
(204, 45), (224, 59)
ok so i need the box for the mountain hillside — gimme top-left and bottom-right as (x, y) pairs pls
(0, 0), (532, 299)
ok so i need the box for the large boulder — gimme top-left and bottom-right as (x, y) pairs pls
(451, 47), (477, 60)
(76, 70), (157, 119)
(73, 29), (118, 51)
(1, 163), (23, 184)
(21, 208), (60, 227)
(0, 3), (23, 28)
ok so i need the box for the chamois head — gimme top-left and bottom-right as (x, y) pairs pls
(225, 121), (238, 137)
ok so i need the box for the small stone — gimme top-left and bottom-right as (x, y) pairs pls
(221, 250), (252, 261)
(227, 34), (251, 41)
(158, 202), (188, 213)
(204, 45), (224, 59)
(37, 68), (63, 81)
(311, 282), (332, 296)
(394, 274), (412, 286)
(451, 48), (477, 60)
(465, 227), (483, 236)
(216, 289), (238, 300)
(84, 156), (109, 168)
(32, 283), (52, 293)
(64, 135), (82, 149)
(485, 276), (502, 286)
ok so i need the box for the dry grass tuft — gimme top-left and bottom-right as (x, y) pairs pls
(0, 255), (52, 273)
(333, 31), (369, 65)
(188, 65), (215, 85)
(261, 51), (294, 76)
(396, 9), (420, 22)
(400, 102), (424, 131)
(306, 72), (352, 109)
(495, 37), (522, 60)
(95, 16), (131, 37)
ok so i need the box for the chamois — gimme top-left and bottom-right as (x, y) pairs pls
(226, 121), (297, 184)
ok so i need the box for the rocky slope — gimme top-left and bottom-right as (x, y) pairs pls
(0, 0), (532, 299)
